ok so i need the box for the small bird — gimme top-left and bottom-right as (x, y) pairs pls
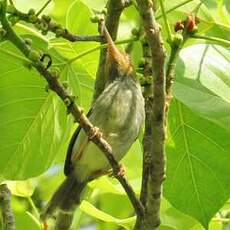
(41, 25), (145, 229)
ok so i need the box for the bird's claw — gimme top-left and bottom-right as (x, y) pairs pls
(117, 164), (126, 177)
(89, 127), (102, 140)
(108, 164), (126, 178)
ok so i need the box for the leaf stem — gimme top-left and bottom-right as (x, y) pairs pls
(156, 0), (194, 20)
(27, 197), (40, 221)
(36, 0), (52, 16)
(67, 36), (138, 64)
(9, 0), (14, 6)
(212, 217), (230, 223)
(158, 0), (172, 43)
(190, 34), (230, 47)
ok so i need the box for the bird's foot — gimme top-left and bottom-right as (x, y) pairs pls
(89, 126), (102, 140)
(108, 164), (126, 178)
(117, 164), (126, 177)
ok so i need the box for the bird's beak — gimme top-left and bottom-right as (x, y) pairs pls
(102, 27), (133, 77)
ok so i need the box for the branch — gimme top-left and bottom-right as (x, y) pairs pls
(0, 184), (15, 230)
(0, 0), (144, 218)
(135, 0), (166, 229)
(139, 38), (153, 208)
(6, 5), (102, 42)
(93, 0), (131, 101)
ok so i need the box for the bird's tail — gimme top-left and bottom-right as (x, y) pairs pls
(40, 174), (86, 229)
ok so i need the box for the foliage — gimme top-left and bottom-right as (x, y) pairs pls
(0, 0), (229, 229)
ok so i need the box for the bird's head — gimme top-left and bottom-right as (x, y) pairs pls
(102, 26), (136, 81)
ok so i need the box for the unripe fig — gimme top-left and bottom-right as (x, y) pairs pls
(28, 9), (36, 15)
(90, 15), (101, 23)
(29, 50), (40, 62)
(28, 15), (38, 23)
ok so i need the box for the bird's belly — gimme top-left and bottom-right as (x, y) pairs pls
(72, 80), (145, 181)
(73, 136), (127, 181)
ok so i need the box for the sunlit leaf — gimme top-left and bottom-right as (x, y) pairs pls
(5, 180), (34, 197)
(0, 33), (94, 179)
(165, 99), (230, 228)
(80, 200), (136, 229)
(174, 44), (230, 131)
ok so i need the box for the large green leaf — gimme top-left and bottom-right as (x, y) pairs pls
(80, 200), (135, 230)
(174, 44), (230, 131)
(165, 44), (230, 228)
(0, 32), (94, 179)
(164, 99), (230, 228)
(66, 0), (97, 35)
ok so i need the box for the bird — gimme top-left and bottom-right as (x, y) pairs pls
(41, 25), (145, 229)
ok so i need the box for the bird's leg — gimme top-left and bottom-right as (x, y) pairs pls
(117, 164), (126, 177)
(108, 164), (126, 178)
(88, 126), (102, 140)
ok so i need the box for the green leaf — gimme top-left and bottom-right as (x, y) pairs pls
(0, 42), (69, 179)
(81, 0), (107, 10)
(14, 211), (41, 230)
(159, 0), (230, 43)
(5, 179), (34, 197)
(51, 0), (75, 24)
(0, 33), (94, 179)
(158, 0), (213, 34)
(174, 44), (230, 131)
(89, 177), (124, 195)
(164, 99), (230, 228)
(66, 0), (97, 35)
(201, 0), (230, 25)
(80, 200), (135, 229)
(13, 0), (53, 15)
(161, 198), (199, 229)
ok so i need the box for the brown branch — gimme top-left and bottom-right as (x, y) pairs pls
(93, 0), (131, 101)
(135, 0), (166, 229)
(0, 0), (144, 218)
(6, 6), (102, 42)
(0, 184), (16, 230)
(139, 38), (153, 208)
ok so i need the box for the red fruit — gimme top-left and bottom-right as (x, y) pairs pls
(174, 21), (184, 32)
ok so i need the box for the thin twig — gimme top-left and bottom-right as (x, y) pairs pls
(67, 36), (138, 64)
(158, 0), (172, 43)
(6, 6), (102, 43)
(0, 184), (16, 230)
(27, 197), (40, 221)
(36, 0), (52, 16)
(156, 0), (194, 20)
(0, 0), (144, 218)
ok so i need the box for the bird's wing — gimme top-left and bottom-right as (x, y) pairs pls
(64, 109), (92, 176)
